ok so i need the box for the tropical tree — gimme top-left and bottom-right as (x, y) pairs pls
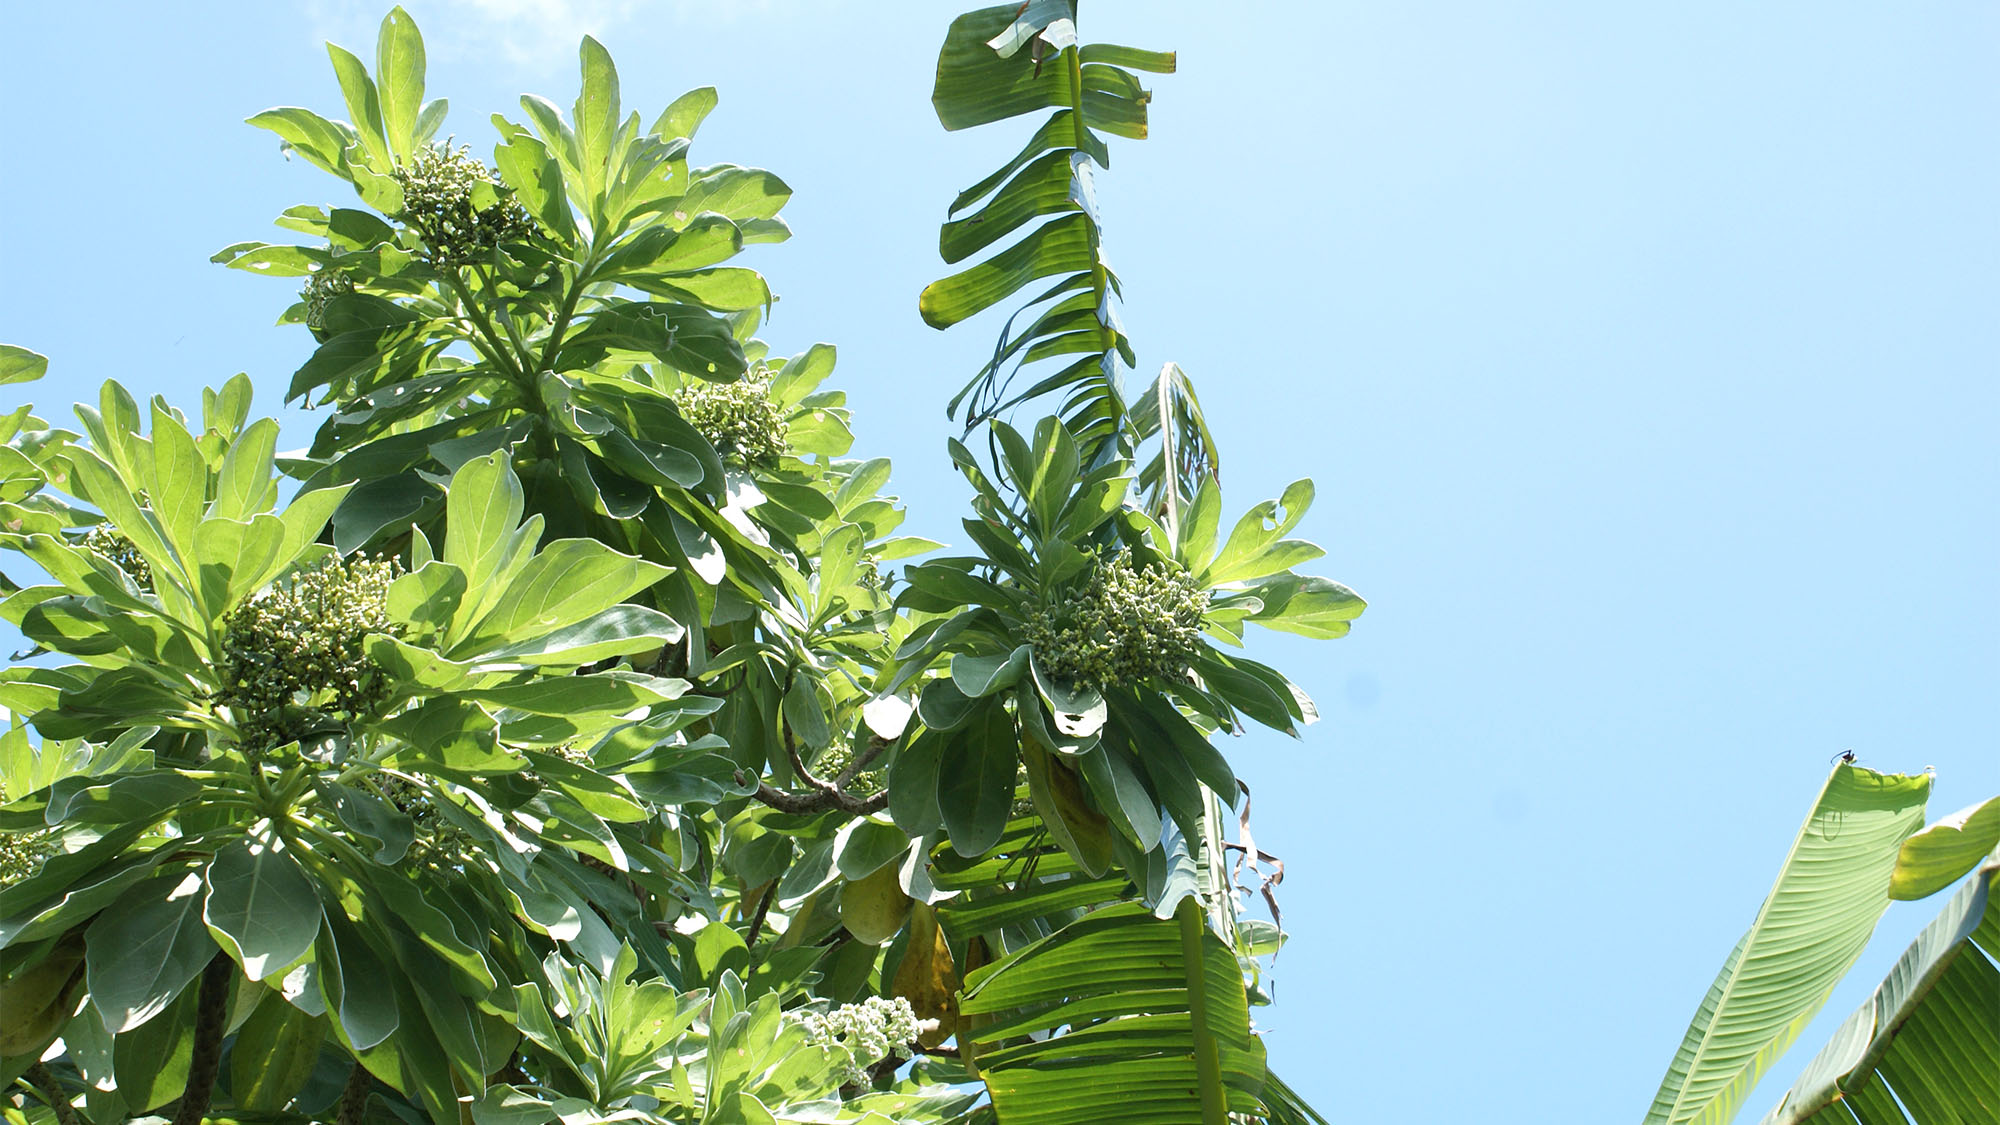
(0, 6), (1361, 1125)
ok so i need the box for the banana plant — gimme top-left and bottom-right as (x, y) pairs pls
(1755, 843), (1998, 1125)
(1644, 771), (2000, 1125)
(1642, 763), (1933, 1125)
(922, 2), (1174, 467)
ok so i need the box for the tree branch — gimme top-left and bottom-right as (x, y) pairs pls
(742, 775), (888, 817)
(335, 1060), (373, 1125)
(743, 878), (777, 952)
(24, 1064), (79, 1125)
(172, 951), (236, 1125)
(835, 735), (892, 789)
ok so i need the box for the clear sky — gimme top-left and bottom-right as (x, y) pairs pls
(2, 2), (1994, 1120)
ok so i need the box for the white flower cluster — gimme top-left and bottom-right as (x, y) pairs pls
(793, 995), (935, 1088)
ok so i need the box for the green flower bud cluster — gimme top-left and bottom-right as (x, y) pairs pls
(0, 780), (57, 888)
(390, 143), (537, 266)
(792, 995), (934, 1088)
(1024, 553), (1209, 692)
(217, 555), (402, 751)
(81, 524), (152, 591)
(676, 376), (789, 467)
(300, 268), (354, 334)
(378, 777), (475, 871)
(808, 740), (885, 794)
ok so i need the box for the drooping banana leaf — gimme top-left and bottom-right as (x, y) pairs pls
(923, 3), (1173, 468)
(1756, 847), (1998, 1125)
(958, 898), (1265, 1125)
(1643, 764), (1932, 1125)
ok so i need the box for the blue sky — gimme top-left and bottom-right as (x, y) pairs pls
(2, 2), (1995, 1120)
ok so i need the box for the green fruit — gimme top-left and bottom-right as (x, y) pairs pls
(0, 936), (86, 1056)
(1024, 735), (1115, 878)
(839, 861), (912, 945)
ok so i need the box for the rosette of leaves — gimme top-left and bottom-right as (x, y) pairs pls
(0, 387), (750, 1120)
(886, 416), (1363, 873)
(211, 8), (802, 625)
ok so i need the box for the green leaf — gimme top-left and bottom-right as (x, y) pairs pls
(920, 214), (1094, 329)
(932, 5), (1073, 132)
(475, 603), (685, 666)
(203, 830), (324, 981)
(323, 783), (416, 864)
(375, 7), (426, 159)
(1080, 44), (1178, 73)
(654, 85), (719, 139)
(575, 35), (621, 195)
(889, 728), (946, 837)
(940, 149), (1081, 264)
(85, 868), (216, 1032)
(766, 678), (826, 761)
(248, 107), (354, 176)
(212, 417), (280, 522)
(317, 914), (399, 1051)
(231, 989), (328, 1111)
(0, 343), (49, 385)
(1890, 794), (2000, 900)
(1643, 764), (1933, 1125)
(561, 301), (748, 381)
(146, 401), (208, 561)
(959, 899), (1267, 1125)
(326, 42), (390, 169)
(454, 538), (670, 655)
(444, 451), (525, 593)
(1756, 852), (1998, 1125)
(112, 984), (196, 1113)
(680, 167), (791, 221)
(464, 670), (686, 717)
(937, 703), (1017, 858)
(951, 645), (1031, 698)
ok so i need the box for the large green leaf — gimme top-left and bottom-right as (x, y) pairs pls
(375, 7), (426, 159)
(1643, 764), (1932, 1125)
(85, 868), (216, 1032)
(932, 5), (1075, 133)
(1758, 849), (1999, 1125)
(203, 829), (324, 981)
(959, 899), (1266, 1125)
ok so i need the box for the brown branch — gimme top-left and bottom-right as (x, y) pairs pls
(743, 879), (777, 953)
(746, 778), (888, 816)
(25, 1064), (80, 1125)
(172, 951), (236, 1125)
(783, 733), (839, 795)
(335, 1060), (374, 1125)
(835, 735), (892, 789)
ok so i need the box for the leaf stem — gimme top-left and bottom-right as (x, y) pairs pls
(1175, 895), (1229, 1125)
(1063, 43), (1114, 360)
(443, 272), (527, 386)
